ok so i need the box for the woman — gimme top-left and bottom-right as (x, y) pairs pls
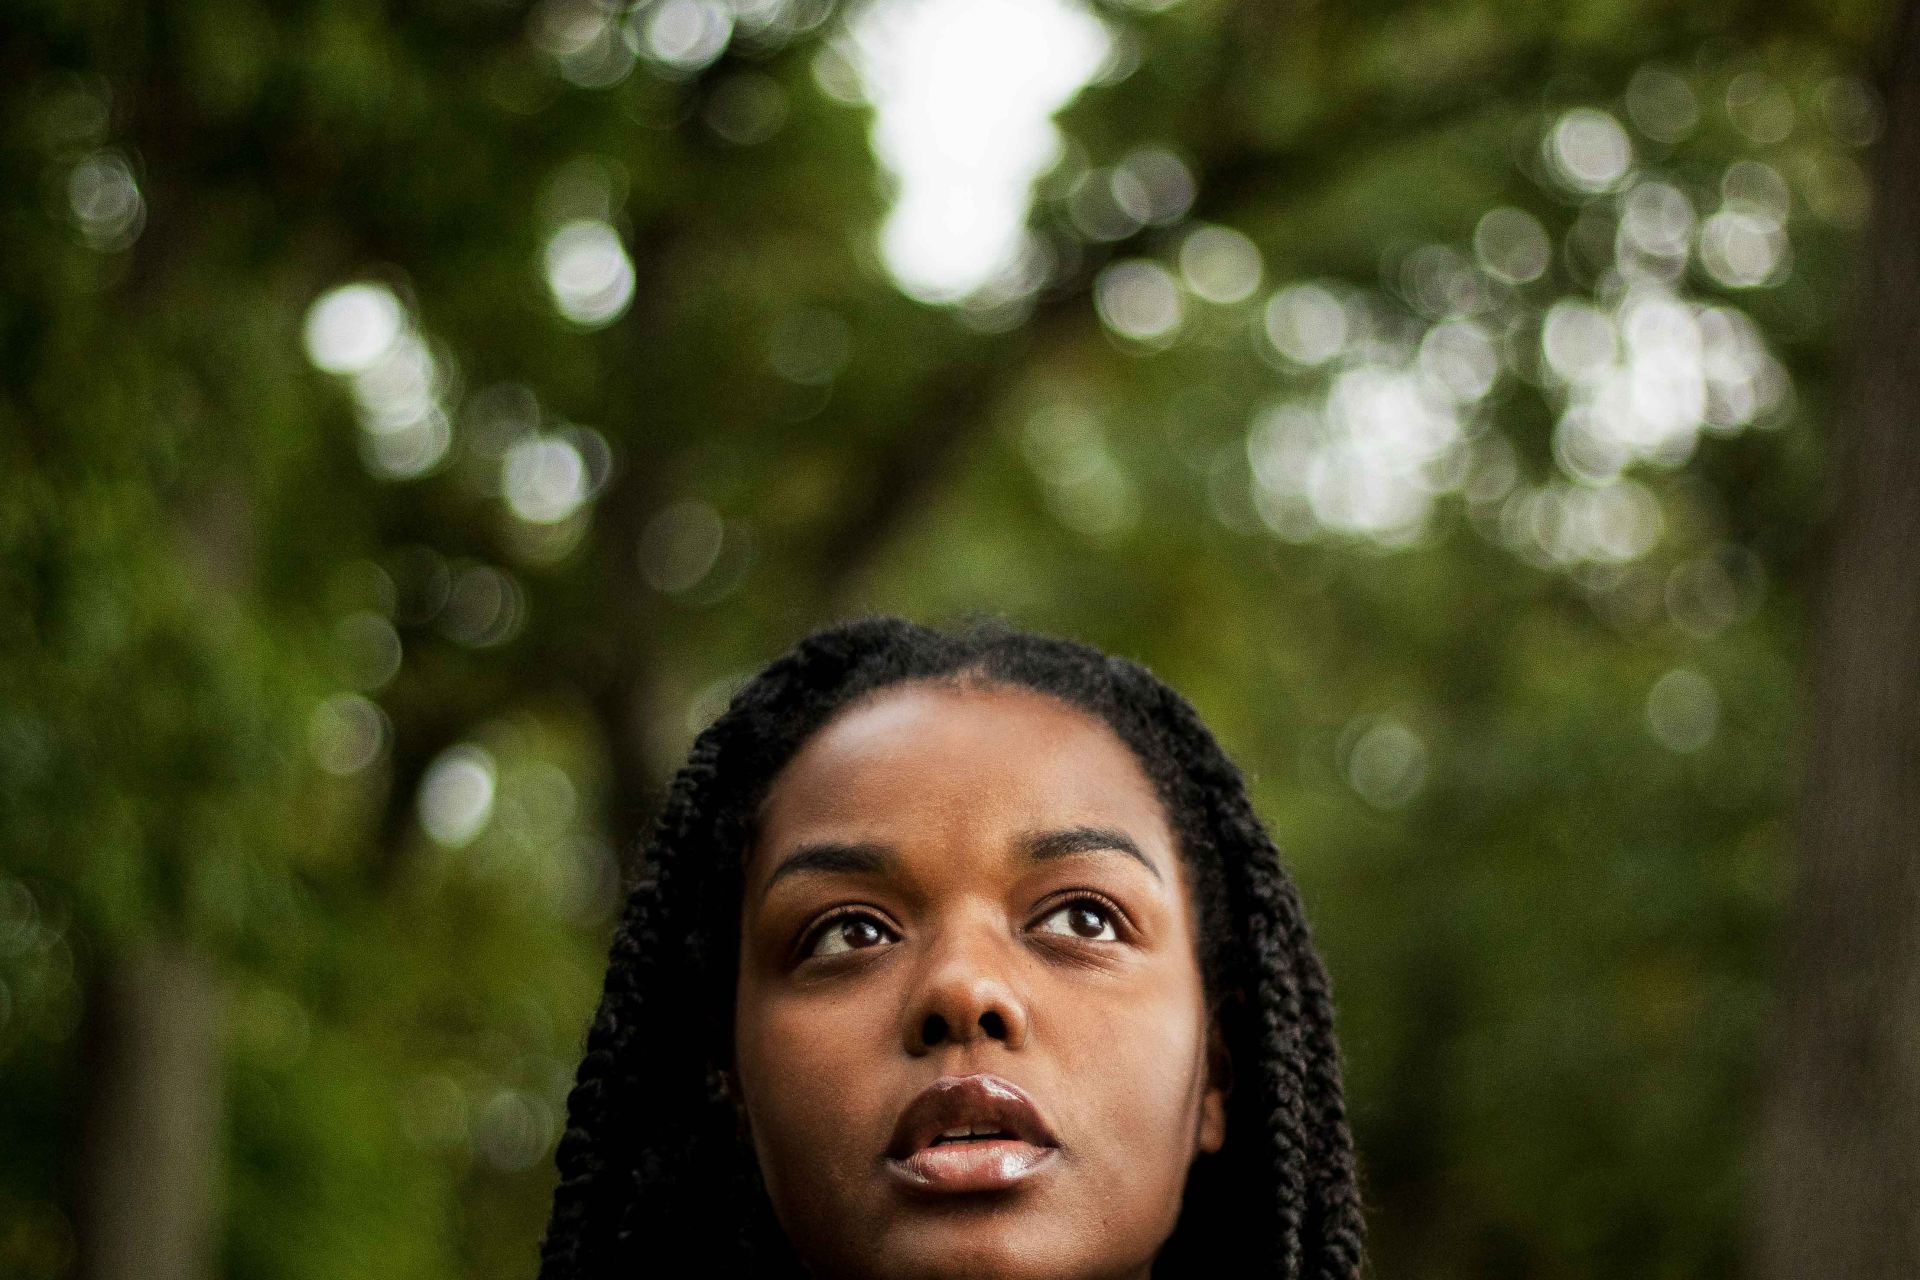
(539, 615), (1368, 1278)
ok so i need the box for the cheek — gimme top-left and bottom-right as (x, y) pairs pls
(735, 986), (889, 1203)
(1051, 970), (1210, 1207)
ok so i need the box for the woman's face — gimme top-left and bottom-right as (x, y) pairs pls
(733, 680), (1229, 1280)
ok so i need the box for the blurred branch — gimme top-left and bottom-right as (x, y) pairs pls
(1176, 2), (1850, 228)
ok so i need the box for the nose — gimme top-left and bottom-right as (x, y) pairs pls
(902, 908), (1031, 1055)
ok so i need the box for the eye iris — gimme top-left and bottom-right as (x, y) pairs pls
(1067, 905), (1107, 938)
(841, 917), (883, 948)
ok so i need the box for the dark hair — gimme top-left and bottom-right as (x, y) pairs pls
(539, 615), (1367, 1278)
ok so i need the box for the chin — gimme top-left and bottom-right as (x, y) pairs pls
(853, 1219), (1120, 1280)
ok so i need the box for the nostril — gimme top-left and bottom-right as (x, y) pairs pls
(922, 1013), (948, 1045)
(979, 1010), (1006, 1039)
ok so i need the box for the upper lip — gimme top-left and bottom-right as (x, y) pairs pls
(886, 1073), (1061, 1159)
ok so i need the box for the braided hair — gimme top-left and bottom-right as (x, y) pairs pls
(539, 614), (1367, 1278)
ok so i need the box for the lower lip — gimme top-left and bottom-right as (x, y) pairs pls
(885, 1140), (1061, 1193)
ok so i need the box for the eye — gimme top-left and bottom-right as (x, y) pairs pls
(803, 910), (898, 960)
(1034, 895), (1121, 943)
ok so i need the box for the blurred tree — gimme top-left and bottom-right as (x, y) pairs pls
(1755, 1), (1920, 1276)
(0, 0), (1906, 1278)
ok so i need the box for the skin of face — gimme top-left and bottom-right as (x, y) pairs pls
(731, 680), (1231, 1280)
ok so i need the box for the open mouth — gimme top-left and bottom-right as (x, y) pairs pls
(883, 1075), (1063, 1193)
(928, 1127), (1015, 1145)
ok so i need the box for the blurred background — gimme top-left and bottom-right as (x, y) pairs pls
(5, 0), (1917, 1276)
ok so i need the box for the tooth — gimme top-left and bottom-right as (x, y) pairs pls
(927, 1122), (1019, 1146)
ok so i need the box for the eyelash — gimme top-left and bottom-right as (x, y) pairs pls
(799, 891), (1128, 960)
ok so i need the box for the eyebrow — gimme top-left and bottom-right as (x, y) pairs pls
(758, 824), (1163, 900)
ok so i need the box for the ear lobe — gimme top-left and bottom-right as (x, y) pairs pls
(1199, 1018), (1232, 1154)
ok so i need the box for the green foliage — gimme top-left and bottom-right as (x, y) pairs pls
(0, 0), (1895, 1276)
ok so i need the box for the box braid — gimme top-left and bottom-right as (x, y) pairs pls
(538, 615), (1367, 1279)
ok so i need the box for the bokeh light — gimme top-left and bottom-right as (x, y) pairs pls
(303, 284), (403, 376)
(477, 1088), (557, 1172)
(307, 694), (390, 776)
(1418, 320), (1499, 403)
(438, 562), (527, 648)
(419, 744), (498, 848)
(1699, 205), (1786, 287)
(1263, 283), (1350, 366)
(1094, 259), (1183, 345)
(1474, 207), (1551, 284)
(1617, 180), (1695, 271)
(1625, 66), (1699, 143)
(531, 0), (633, 86)
(1021, 404), (1138, 544)
(1109, 146), (1196, 227)
(1242, 96), (1800, 564)
(1547, 108), (1634, 193)
(1818, 75), (1883, 147)
(544, 220), (636, 327)
(1726, 71), (1794, 147)
(304, 282), (455, 480)
(1646, 667), (1720, 752)
(1666, 548), (1764, 638)
(66, 149), (144, 252)
(704, 71), (791, 145)
(852, 0), (1109, 302)
(638, 500), (726, 593)
(633, 0), (735, 76)
(1179, 224), (1263, 305)
(1498, 478), (1663, 566)
(335, 611), (403, 691)
(1342, 716), (1429, 810)
(502, 436), (590, 525)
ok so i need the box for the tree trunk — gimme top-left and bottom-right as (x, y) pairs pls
(76, 939), (223, 1280)
(1753, 3), (1920, 1275)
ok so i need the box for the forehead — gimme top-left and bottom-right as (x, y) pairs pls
(749, 680), (1173, 868)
